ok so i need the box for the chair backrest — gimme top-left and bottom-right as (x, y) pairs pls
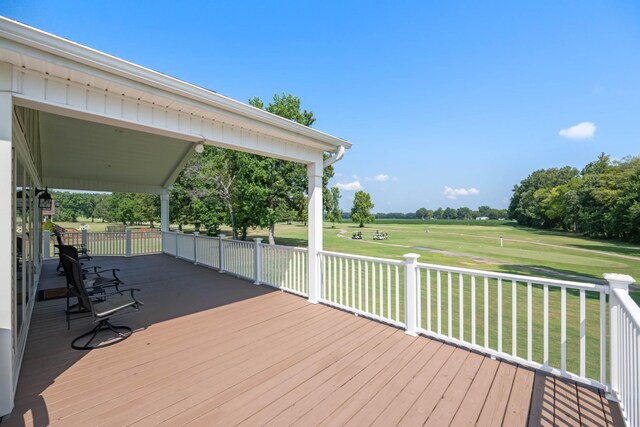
(60, 254), (92, 312)
(57, 244), (80, 261)
(53, 230), (64, 246)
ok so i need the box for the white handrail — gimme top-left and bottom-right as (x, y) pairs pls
(418, 261), (606, 291)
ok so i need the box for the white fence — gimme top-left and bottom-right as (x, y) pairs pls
(44, 229), (162, 258)
(162, 232), (308, 296)
(317, 250), (639, 426)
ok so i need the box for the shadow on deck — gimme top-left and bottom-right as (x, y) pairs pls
(3, 255), (623, 426)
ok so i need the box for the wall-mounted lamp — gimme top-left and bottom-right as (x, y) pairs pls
(35, 187), (52, 209)
(194, 142), (205, 154)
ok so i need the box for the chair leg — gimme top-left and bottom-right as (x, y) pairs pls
(71, 319), (132, 350)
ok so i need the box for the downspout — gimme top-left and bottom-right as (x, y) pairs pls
(323, 145), (346, 168)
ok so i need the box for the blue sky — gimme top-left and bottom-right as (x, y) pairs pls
(2, 1), (640, 212)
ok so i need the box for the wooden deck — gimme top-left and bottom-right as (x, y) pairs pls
(3, 254), (622, 426)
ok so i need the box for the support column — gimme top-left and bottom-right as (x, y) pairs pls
(160, 189), (170, 233)
(0, 61), (14, 416)
(307, 160), (323, 304)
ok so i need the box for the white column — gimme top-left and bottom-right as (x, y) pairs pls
(160, 189), (170, 232)
(307, 160), (323, 304)
(0, 61), (14, 416)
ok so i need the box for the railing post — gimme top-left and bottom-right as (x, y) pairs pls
(404, 253), (420, 337)
(81, 228), (88, 249)
(193, 232), (199, 264)
(218, 234), (226, 273)
(125, 229), (132, 257)
(254, 238), (262, 285)
(43, 230), (50, 259)
(604, 273), (635, 399)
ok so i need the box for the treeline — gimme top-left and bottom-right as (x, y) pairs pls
(52, 191), (160, 227)
(508, 153), (640, 242)
(374, 206), (508, 220)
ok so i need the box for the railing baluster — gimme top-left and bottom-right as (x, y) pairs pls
(395, 265), (400, 322)
(365, 261), (369, 313)
(333, 256), (337, 302)
(527, 281), (532, 362)
(447, 272), (452, 337)
(512, 280), (517, 357)
(379, 263), (383, 316)
(437, 270), (442, 335)
(498, 278), (502, 353)
(471, 275), (476, 346)
(600, 290), (606, 385)
(351, 259), (355, 309)
(339, 257), (343, 305)
(561, 286), (567, 373)
(580, 289), (586, 378)
(358, 260), (362, 311)
(387, 265), (391, 319)
(459, 273), (464, 341)
(484, 276), (489, 348)
(427, 269), (432, 331)
(544, 284), (549, 366)
(372, 262), (377, 315)
(345, 257), (349, 306)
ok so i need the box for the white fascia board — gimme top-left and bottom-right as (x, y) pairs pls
(0, 17), (352, 153)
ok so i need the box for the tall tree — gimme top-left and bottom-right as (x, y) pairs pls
(351, 191), (375, 227)
(325, 187), (342, 227)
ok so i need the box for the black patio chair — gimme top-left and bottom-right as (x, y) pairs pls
(56, 244), (125, 329)
(54, 230), (92, 272)
(61, 254), (143, 350)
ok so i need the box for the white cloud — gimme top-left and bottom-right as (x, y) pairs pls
(372, 174), (389, 182)
(443, 186), (480, 200)
(335, 181), (363, 191)
(559, 122), (596, 140)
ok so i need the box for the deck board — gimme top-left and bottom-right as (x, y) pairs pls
(3, 254), (623, 426)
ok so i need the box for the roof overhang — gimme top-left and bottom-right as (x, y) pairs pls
(0, 16), (351, 193)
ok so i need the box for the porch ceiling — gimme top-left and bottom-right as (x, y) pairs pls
(38, 111), (193, 194)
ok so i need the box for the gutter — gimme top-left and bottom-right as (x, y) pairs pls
(323, 145), (346, 168)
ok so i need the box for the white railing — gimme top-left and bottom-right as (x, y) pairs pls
(162, 232), (308, 297)
(608, 274), (639, 427)
(222, 239), (254, 280)
(261, 244), (308, 296)
(415, 262), (608, 388)
(318, 251), (406, 328)
(44, 229), (162, 258)
(314, 250), (639, 425)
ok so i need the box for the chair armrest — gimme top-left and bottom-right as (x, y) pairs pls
(89, 288), (144, 305)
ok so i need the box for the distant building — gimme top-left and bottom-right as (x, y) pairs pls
(476, 216), (489, 220)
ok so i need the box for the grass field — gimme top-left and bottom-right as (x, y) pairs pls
(263, 220), (640, 283)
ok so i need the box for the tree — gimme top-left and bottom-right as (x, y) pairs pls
(416, 207), (428, 220)
(325, 187), (342, 227)
(457, 207), (472, 220)
(443, 207), (457, 219)
(351, 191), (375, 227)
(433, 208), (444, 219)
(247, 93), (333, 244)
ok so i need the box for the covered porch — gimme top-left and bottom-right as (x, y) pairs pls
(3, 255), (619, 426)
